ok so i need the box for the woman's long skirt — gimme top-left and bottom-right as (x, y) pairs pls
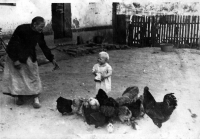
(1, 56), (42, 96)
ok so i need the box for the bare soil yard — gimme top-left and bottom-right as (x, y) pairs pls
(0, 47), (200, 139)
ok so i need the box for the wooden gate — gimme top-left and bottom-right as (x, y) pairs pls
(128, 15), (200, 48)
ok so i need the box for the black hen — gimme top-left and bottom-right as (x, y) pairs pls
(143, 86), (177, 128)
(56, 97), (73, 115)
(82, 101), (108, 128)
(95, 89), (119, 121)
(95, 89), (109, 106)
(95, 89), (118, 107)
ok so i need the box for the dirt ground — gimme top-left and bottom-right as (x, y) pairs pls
(0, 47), (200, 139)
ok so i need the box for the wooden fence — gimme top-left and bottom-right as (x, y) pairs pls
(128, 15), (200, 48)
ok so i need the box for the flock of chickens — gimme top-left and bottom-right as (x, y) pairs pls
(56, 86), (177, 132)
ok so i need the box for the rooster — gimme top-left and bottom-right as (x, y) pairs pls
(143, 86), (177, 128)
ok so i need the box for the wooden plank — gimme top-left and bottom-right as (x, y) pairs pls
(148, 16), (151, 44)
(165, 15), (168, 42)
(132, 16), (135, 46)
(194, 16), (198, 47)
(160, 15), (162, 43)
(171, 15), (175, 44)
(161, 15), (164, 43)
(141, 16), (145, 47)
(151, 16), (155, 47)
(128, 16), (133, 46)
(179, 15), (184, 44)
(0, 3), (16, 6)
(134, 16), (136, 45)
(162, 16), (164, 42)
(196, 16), (200, 46)
(163, 16), (167, 42)
(144, 16), (147, 40)
(72, 25), (113, 32)
(169, 15), (172, 43)
(187, 16), (191, 47)
(63, 3), (72, 38)
(165, 15), (167, 42)
(177, 15), (180, 47)
(52, 3), (64, 39)
(136, 16), (140, 46)
(116, 15), (127, 44)
(190, 16), (194, 48)
(174, 15), (177, 46)
(136, 16), (138, 46)
(143, 16), (148, 46)
(184, 16), (187, 45)
(168, 15), (172, 43)
(181, 15), (185, 44)
(179, 15), (181, 46)
(157, 16), (161, 43)
(112, 3), (118, 44)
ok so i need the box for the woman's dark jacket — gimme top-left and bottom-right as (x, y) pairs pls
(6, 24), (54, 63)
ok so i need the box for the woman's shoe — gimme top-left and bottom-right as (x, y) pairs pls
(33, 102), (41, 109)
(33, 97), (41, 109)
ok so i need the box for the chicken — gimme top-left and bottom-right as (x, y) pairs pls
(95, 89), (133, 124)
(115, 86), (139, 106)
(95, 89), (109, 106)
(95, 89), (119, 121)
(71, 97), (86, 115)
(115, 86), (144, 120)
(56, 97), (73, 115)
(115, 96), (132, 106)
(118, 106), (132, 124)
(143, 86), (177, 128)
(82, 101), (108, 128)
(124, 98), (145, 120)
(122, 86), (139, 101)
(88, 97), (100, 110)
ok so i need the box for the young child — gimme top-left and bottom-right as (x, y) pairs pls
(92, 51), (112, 94)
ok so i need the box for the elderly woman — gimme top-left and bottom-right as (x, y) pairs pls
(2, 16), (59, 108)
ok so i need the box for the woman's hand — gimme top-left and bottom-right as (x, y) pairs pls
(14, 61), (21, 70)
(52, 59), (60, 71)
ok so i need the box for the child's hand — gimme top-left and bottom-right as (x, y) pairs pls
(101, 74), (106, 81)
(92, 69), (96, 73)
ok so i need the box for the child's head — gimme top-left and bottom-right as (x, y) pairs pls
(98, 51), (109, 65)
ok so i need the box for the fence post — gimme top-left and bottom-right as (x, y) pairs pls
(128, 20), (133, 46)
(112, 3), (118, 44)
